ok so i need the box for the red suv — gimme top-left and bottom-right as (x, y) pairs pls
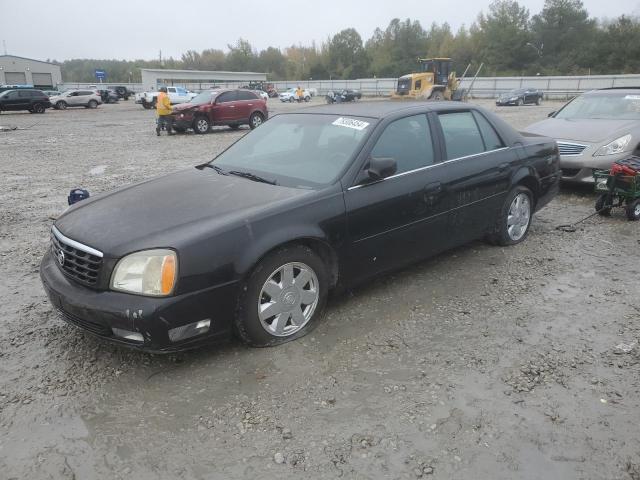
(170, 89), (268, 134)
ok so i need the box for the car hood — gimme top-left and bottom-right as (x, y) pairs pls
(524, 118), (639, 143)
(54, 168), (311, 256)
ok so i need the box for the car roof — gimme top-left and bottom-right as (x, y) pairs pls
(296, 100), (478, 119)
(587, 87), (640, 95)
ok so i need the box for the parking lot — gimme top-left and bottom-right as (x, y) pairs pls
(1, 97), (639, 479)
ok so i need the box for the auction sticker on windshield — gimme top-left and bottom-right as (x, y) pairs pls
(332, 117), (370, 131)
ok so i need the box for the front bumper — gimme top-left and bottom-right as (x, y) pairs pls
(169, 114), (194, 130)
(40, 249), (237, 353)
(496, 100), (518, 106)
(558, 142), (633, 183)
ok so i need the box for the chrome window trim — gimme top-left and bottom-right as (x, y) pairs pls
(51, 225), (104, 258)
(347, 147), (510, 191)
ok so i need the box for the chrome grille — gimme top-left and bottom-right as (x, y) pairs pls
(557, 142), (587, 156)
(51, 226), (103, 286)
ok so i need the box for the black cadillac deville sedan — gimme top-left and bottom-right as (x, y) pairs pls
(40, 102), (560, 352)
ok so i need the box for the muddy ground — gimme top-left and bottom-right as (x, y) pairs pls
(0, 97), (639, 480)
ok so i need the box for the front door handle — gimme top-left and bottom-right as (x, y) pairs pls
(423, 181), (443, 205)
(498, 162), (510, 173)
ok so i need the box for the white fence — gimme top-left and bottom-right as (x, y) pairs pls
(59, 74), (640, 99)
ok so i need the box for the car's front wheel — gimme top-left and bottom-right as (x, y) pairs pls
(490, 186), (534, 245)
(32, 103), (46, 113)
(193, 116), (210, 134)
(56, 101), (67, 110)
(87, 100), (98, 109)
(249, 112), (264, 129)
(235, 245), (328, 347)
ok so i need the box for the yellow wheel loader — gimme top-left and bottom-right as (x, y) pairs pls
(392, 58), (464, 101)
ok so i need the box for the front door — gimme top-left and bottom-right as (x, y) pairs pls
(213, 91), (239, 123)
(2, 90), (23, 110)
(344, 114), (449, 282)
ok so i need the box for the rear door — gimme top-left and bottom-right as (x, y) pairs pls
(235, 90), (258, 121)
(433, 109), (512, 245)
(344, 113), (450, 281)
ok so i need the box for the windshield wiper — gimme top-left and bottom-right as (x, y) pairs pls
(198, 163), (228, 175)
(228, 170), (277, 185)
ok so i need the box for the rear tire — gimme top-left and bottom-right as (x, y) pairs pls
(142, 101), (152, 110)
(536, 96), (542, 105)
(249, 112), (264, 129)
(595, 194), (612, 216)
(193, 116), (210, 134)
(235, 245), (328, 347)
(87, 100), (98, 109)
(489, 186), (534, 246)
(626, 199), (640, 221)
(517, 98), (524, 106)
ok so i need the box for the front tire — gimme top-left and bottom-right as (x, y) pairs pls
(249, 112), (264, 129)
(32, 103), (46, 113)
(87, 100), (98, 109)
(490, 186), (534, 246)
(517, 98), (524, 106)
(235, 245), (328, 347)
(626, 199), (640, 221)
(193, 116), (210, 134)
(56, 101), (67, 110)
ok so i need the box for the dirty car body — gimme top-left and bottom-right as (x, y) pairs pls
(525, 88), (640, 183)
(40, 101), (560, 352)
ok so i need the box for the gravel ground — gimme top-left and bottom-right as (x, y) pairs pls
(1, 98), (639, 480)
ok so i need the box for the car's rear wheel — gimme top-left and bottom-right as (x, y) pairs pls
(193, 116), (210, 134)
(87, 100), (98, 109)
(626, 199), (640, 221)
(56, 101), (67, 110)
(235, 245), (328, 347)
(595, 194), (612, 216)
(142, 101), (152, 110)
(249, 112), (264, 129)
(536, 96), (542, 105)
(32, 103), (46, 113)
(490, 186), (533, 245)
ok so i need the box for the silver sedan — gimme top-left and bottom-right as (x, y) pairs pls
(524, 88), (640, 183)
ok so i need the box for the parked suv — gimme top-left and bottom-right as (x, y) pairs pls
(0, 88), (51, 113)
(50, 90), (102, 110)
(170, 89), (268, 133)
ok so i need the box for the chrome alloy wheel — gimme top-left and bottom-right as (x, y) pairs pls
(507, 193), (531, 241)
(258, 262), (319, 337)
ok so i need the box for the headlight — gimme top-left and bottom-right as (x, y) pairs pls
(111, 249), (177, 296)
(595, 134), (632, 156)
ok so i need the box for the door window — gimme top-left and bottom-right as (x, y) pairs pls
(217, 91), (237, 103)
(370, 114), (434, 174)
(19, 91), (31, 98)
(237, 90), (258, 101)
(5, 91), (19, 99)
(438, 111), (487, 160)
(167, 87), (176, 93)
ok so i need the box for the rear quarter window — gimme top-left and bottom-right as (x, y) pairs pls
(438, 111), (485, 159)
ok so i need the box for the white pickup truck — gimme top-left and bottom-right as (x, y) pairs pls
(135, 86), (198, 109)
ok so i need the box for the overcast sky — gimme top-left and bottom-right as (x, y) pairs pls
(1, 0), (638, 61)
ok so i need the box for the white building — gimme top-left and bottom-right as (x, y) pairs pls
(0, 55), (62, 89)
(140, 68), (267, 91)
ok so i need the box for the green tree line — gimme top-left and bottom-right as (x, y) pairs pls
(56, 0), (640, 83)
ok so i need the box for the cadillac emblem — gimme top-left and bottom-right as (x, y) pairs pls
(57, 250), (65, 267)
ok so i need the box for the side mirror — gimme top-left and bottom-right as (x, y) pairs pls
(547, 111), (556, 117)
(368, 156), (397, 181)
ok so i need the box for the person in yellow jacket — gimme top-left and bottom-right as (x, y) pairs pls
(155, 86), (174, 136)
(295, 86), (304, 103)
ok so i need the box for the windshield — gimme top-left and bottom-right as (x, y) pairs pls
(190, 90), (218, 105)
(555, 92), (640, 120)
(211, 113), (375, 188)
